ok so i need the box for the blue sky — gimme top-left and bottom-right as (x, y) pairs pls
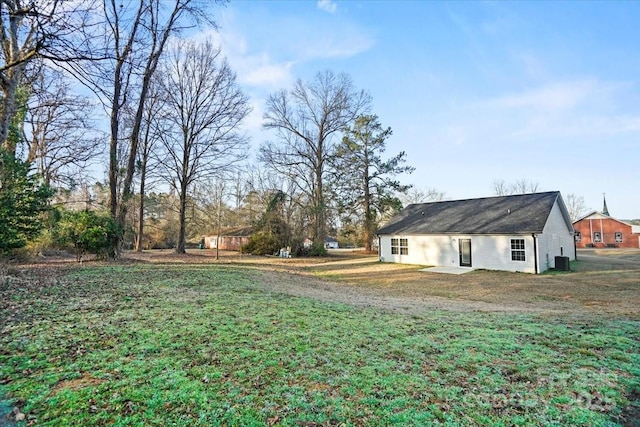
(200, 0), (640, 219)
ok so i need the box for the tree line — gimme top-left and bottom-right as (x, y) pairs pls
(0, 0), (419, 259)
(0, 1), (591, 260)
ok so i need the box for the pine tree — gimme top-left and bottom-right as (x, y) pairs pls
(332, 115), (414, 251)
(0, 148), (53, 254)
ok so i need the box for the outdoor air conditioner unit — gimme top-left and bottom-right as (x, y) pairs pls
(554, 256), (570, 271)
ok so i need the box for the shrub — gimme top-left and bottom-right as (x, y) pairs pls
(243, 231), (282, 256)
(291, 239), (327, 257)
(56, 210), (122, 261)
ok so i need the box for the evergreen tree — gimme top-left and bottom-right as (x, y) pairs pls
(243, 191), (289, 256)
(0, 148), (53, 254)
(332, 115), (414, 251)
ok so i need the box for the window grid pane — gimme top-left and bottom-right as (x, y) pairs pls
(510, 239), (525, 262)
(511, 251), (525, 261)
(391, 238), (408, 255)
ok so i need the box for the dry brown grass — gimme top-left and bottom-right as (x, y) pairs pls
(121, 247), (640, 318)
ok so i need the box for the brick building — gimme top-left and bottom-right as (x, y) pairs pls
(573, 212), (640, 248)
(203, 226), (253, 251)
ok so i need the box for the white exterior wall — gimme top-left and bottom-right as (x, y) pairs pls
(379, 234), (537, 274)
(537, 201), (576, 272)
(204, 235), (218, 249)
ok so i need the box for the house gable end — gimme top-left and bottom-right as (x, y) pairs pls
(573, 212), (634, 229)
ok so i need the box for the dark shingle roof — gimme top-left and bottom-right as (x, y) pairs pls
(377, 191), (565, 235)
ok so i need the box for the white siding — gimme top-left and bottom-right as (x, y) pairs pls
(538, 200), (576, 272)
(204, 236), (218, 249)
(378, 199), (576, 274)
(379, 234), (537, 273)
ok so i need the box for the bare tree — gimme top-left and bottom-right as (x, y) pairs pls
(400, 187), (446, 205)
(154, 39), (250, 253)
(24, 68), (102, 187)
(493, 178), (540, 195)
(564, 193), (588, 222)
(0, 0), (97, 153)
(133, 79), (166, 252)
(65, 0), (217, 256)
(513, 179), (539, 194)
(493, 179), (509, 196)
(261, 70), (370, 244)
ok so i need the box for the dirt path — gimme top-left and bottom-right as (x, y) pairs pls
(254, 269), (569, 315)
(32, 248), (640, 318)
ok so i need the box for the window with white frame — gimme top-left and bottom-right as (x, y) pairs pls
(575, 232), (581, 242)
(593, 232), (602, 242)
(391, 238), (408, 255)
(615, 232), (623, 243)
(511, 238), (525, 261)
(399, 238), (408, 255)
(391, 238), (399, 254)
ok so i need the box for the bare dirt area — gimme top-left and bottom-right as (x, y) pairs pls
(117, 247), (640, 318)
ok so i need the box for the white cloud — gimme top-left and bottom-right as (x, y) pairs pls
(239, 56), (295, 88)
(317, 0), (337, 14)
(470, 79), (640, 141)
(190, 26), (294, 90)
(243, 98), (266, 135)
(486, 80), (598, 111)
(188, 5), (375, 92)
(301, 31), (375, 60)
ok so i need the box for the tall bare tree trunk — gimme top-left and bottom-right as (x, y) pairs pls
(176, 180), (188, 253)
(135, 159), (147, 252)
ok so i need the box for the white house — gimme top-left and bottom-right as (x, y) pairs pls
(377, 191), (576, 274)
(325, 237), (339, 249)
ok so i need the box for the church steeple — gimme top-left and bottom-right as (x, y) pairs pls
(602, 193), (610, 216)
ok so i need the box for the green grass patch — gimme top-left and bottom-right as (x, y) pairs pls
(1, 264), (638, 426)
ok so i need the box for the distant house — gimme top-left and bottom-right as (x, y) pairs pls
(573, 212), (640, 248)
(325, 237), (339, 249)
(376, 191), (575, 274)
(204, 226), (253, 251)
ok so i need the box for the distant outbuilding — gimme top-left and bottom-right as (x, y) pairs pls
(325, 237), (339, 249)
(204, 227), (253, 251)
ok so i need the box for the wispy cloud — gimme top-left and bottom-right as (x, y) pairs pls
(317, 0), (337, 14)
(239, 56), (295, 87)
(192, 25), (294, 90)
(300, 30), (375, 60)
(470, 79), (640, 141)
(485, 80), (598, 111)
(195, 5), (375, 92)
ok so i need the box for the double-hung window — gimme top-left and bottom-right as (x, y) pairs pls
(391, 238), (408, 255)
(511, 239), (525, 261)
(615, 232), (623, 243)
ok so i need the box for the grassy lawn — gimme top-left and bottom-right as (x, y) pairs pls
(1, 263), (639, 426)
